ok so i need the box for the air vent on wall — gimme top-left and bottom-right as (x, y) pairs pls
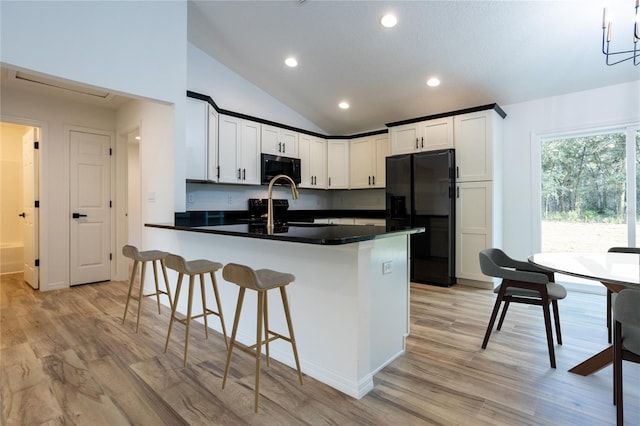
(12, 71), (112, 99)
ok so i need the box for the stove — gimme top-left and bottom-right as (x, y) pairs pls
(248, 198), (289, 224)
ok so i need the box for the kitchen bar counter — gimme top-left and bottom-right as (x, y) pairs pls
(146, 222), (423, 245)
(145, 221), (420, 399)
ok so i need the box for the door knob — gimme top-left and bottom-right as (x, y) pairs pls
(18, 212), (26, 218)
(72, 213), (88, 219)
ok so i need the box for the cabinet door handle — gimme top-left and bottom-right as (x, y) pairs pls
(283, 143), (286, 153)
(278, 142), (282, 152)
(238, 168), (241, 179)
(313, 176), (316, 185)
(368, 176), (371, 185)
(329, 177), (331, 187)
(243, 168), (246, 180)
(415, 138), (419, 149)
(421, 137), (424, 148)
(372, 176), (376, 185)
(217, 166), (220, 179)
(456, 166), (459, 179)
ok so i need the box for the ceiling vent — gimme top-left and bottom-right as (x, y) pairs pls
(11, 70), (113, 99)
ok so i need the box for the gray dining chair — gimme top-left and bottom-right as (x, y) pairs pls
(606, 247), (640, 344)
(613, 288), (640, 426)
(479, 248), (567, 368)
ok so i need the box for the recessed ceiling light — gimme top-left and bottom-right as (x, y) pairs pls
(135, 136), (141, 140)
(380, 14), (397, 28)
(426, 77), (441, 87)
(339, 101), (350, 109)
(285, 57), (298, 67)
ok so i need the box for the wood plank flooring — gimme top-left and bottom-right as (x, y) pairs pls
(1, 272), (638, 425)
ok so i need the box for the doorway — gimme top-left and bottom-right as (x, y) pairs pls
(0, 122), (40, 288)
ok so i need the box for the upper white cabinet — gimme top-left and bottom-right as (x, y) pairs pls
(218, 115), (261, 185)
(349, 134), (389, 189)
(327, 139), (350, 189)
(185, 98), (218, 181)
(390, 117), (453, 155)
(454, 110), (501, 182)
(261, 124), (299, 158)
(299, 134), (327, 189)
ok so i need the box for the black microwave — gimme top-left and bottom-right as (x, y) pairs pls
(261, 153), (301, 185)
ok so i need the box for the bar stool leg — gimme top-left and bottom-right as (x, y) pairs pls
(123, 259), (139, 323)
(264, 291), (270, 367)
(255, 291), (265, 412)
(210, 271), (229, 349)
(281, 286), (303, 384)
(200, 273), (209, 339)
(165, 273), (184, 353)
(183, 274), (195, 367)
(152, 260), (162, 314)
(135, 261), (148, 332)
(160, 259), (173, 308)
(223, 287), (246, 388)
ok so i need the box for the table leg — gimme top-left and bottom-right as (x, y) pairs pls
(569, 346), (613, 376)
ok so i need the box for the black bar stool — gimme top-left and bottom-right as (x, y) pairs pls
(221, 263), (303, 412)
(122, 245), (172, 332)
(164, 254), (228, 367)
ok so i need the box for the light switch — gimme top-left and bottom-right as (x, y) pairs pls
(383, 261), (392, 274)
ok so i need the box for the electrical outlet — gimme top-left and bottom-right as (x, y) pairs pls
(383, 261), (392, 274)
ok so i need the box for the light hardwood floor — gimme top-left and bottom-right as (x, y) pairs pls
(1, 272), (638, 425)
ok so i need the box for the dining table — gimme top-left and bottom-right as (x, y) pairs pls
(529, 251), (640, 376)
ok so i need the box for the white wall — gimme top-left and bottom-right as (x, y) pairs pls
(501, 80), (640, 259)
(0, 87), (117, 290)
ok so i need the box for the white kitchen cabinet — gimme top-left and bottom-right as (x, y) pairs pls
(299, 134), (327, 189)
(349, 134), (389, 189)
(390, 117), (453, 155)
(454, 109), (503, 288)
(454, 110), (501, 182)
(218, 115), (261, 185)
(353, 218), (385, 226)
(327, 139), (350, 189)
(185, 97), (218, 181)
(261, 124), (299, 158)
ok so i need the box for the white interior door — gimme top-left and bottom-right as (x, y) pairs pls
(22, 128), (38, 289)
(69, 130), (111, 285)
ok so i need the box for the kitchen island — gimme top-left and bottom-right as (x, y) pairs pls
(145, 222), (423, 398)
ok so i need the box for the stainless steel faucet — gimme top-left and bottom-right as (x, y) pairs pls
(267, 174), (299, 234)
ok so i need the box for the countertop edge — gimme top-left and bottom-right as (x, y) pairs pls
(145, 223), (424, 245)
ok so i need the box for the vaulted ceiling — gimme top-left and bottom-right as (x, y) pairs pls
(188, 0), (640, 135)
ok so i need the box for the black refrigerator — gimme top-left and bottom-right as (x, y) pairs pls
(386, 149), (456, 286)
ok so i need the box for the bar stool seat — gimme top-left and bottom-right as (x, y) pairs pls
(122, 245), (172, 332)
(221, 263), (303, 412)
(164, 254), (228, 367)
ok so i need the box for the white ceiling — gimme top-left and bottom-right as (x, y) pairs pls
(188, 0), (640, 135)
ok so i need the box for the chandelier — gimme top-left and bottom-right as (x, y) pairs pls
(601, 1), (639, 65)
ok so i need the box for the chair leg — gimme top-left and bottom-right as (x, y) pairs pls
(152, 260), (162, 314)
(161, 259), (173, 308)
(200, 273), (209, 339)
(614, 321), (623, 424)
(254, 291), (265, 412)
(482, 287), (506, 349)
(552, 300), (562, 345)
(223, 287), (245, 389)
(541, 294), (556, 369)
(496, 301), (510, 330)
(280, 286), (303, 385)
(607, 289), (612, 344)
(210, 271), (228, 349)
(135, 261), (147, 333)
(165, 273), (184, 353)
(122, 259), (139, 323)
(183, 275), (195, 367)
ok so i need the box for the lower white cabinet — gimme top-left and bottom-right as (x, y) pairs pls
(456, 180), (499, 285)
(299, 134), (327, 189)
(327, 139), (350, 189)
(218, 115), (261, 185)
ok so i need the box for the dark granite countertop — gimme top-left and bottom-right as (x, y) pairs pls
(146, 222), (423, 245)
